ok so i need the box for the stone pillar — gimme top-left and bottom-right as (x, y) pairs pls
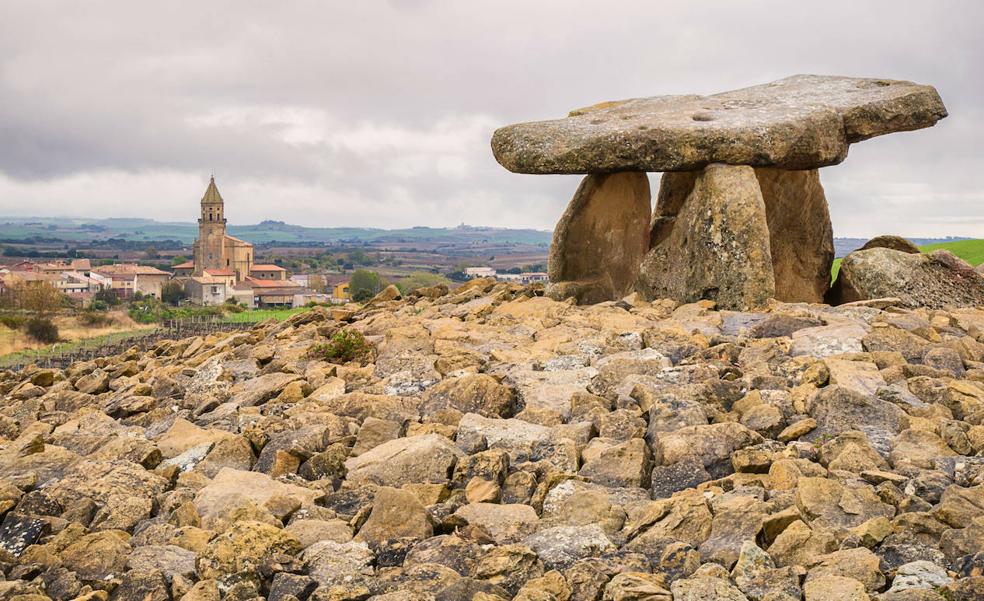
(755, 168), (834, 303)
(636, 164), (834, 310)
(546, 172), (651, 304)
(636, 164), (776, 310)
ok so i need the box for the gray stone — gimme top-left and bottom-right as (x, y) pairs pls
(523, 524), (615, 570)
(492, 74), (946, 174)
(831, 247), (984, 308)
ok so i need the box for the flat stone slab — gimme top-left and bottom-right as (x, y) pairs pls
(492, 75), (946, 173)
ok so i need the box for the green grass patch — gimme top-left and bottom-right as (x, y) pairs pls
(220, 307), (312, 323)
(832, 238), (983, 282)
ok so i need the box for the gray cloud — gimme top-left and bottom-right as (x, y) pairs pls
(0, 0), (981, 235)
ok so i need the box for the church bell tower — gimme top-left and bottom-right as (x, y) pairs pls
(192, 176), (228, 275)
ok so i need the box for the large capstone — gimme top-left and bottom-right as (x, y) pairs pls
(546, 172), (651, 304)
(492, 75), (946, 173)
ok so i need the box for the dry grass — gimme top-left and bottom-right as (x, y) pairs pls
(0, 310), (153, 356)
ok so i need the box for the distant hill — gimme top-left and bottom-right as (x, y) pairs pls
(0, 217), (553, 246)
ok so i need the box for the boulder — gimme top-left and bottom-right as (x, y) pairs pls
(546, 171), (651, 304)
(344, 433), (463, 487)
(523, 524), (615, 570)
(860, 235), (921, 254)
(354, 486), (433, 545)
(492, 75), (946, 173)
(831, 247), (984, 308)
(197, 520), (302, 580)
(421, 374), (517, 418)
(454, 503), (540, 544)
(653, 422), (763, 478)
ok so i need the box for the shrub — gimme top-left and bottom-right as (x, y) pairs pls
(161, 281), (187, 306)
(78, 311), (112, 327)
(310, 329), (375, 365)
(26, 317), (59, 343)
(90, 299), (109, 311)
(128, 296), (175, 323)
(0, 315), (26, 330)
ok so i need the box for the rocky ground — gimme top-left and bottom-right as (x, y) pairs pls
(0, 278), (983, 601)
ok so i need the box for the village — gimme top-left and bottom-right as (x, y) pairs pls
(0, 178), (550, 311)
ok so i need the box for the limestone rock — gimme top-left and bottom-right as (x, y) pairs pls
(578, 437), (652, 489)
(355, 486), (433, 545)
(454, 503), (540, 544)
(654, 422), (763, 478)
(637, 164), (776, 310)
(546, 172), (651, 304)
(344, 433), (463, 487)
(59, 530), (131, 581)
(802, 575), (869, 601)
(831, 247), (984, 308)
(492, 75), (946, 174)
(421, 374), (517, 418)
(523, 524), (615, 570)
(303, 540), (375, 589)
(197, 520), (301, 580)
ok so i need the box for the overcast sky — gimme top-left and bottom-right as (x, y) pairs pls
(0, 1), (981, 237)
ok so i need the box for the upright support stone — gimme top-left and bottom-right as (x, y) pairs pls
(546, 172), (650, 304)
(755, 168), (834, 303)
(636, 164), (775, 310)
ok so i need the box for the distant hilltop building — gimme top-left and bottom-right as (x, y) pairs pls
(171, 176), (305, 307)
(191, 176), (255, 280)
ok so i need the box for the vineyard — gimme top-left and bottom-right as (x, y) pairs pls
(0, 307), (313, 371)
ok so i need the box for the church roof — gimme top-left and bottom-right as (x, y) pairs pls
(223, 234), (252, 246)
(201, 176), (224, 205)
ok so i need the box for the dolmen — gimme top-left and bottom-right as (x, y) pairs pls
(492, 75), (948, 309)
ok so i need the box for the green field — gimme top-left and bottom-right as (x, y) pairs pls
(832, 238), (984, 281)
(220, 307), (313, 323)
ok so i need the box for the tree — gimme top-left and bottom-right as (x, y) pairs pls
(145, 245), (160, 259)
(348, 269), (386, 302)
(397, 272), (451, 294)
(308, 275), (328, 293)
(171, 255), (188, 266)
(161, 281), (188, 305)
(1, 281), (64, 317)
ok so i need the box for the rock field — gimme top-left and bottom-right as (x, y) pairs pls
(1, 279), (983, 600)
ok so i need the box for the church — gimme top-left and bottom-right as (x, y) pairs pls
(190, 176), (254, 280)
(174, 177), (298, 307)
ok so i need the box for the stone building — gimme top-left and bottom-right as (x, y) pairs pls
(192, 176), (254, 280)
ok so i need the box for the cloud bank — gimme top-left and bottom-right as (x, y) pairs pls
(0, 1), (981, 236)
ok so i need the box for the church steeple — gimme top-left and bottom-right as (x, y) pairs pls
(200, 175), (226, 225)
